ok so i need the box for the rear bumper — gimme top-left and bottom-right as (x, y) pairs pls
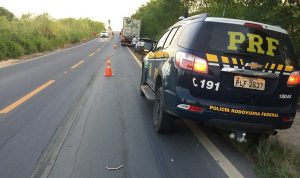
(120, 38), (132, 45)
(164, 87), (295, 133)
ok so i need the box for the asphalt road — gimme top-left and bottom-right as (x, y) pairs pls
(0, 35), (256, 178)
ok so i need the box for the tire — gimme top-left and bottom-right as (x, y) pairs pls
(153, 86), (173, 133)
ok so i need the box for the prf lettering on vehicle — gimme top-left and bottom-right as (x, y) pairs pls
(227, 31), (279, 56)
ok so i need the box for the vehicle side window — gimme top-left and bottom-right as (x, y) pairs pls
(178, 22), (200, 49)
(155, 30), (170, 51)
(163, 27), (179, 49)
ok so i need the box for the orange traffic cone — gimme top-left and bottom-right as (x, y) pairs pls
(104, 58), (113, 77)
(106, 58), (111, 66)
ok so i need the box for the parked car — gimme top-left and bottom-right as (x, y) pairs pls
(100, 31), (109, 38)
(140, 13), (299, 141)
(134, 38), (154, 55)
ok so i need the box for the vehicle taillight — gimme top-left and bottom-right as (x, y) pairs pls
(281, 117), (293, 122)
(287, 71), (300, 86)
(175, 51), (208, 74)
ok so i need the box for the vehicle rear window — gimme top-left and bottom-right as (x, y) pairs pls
(179, 22), (298, 67)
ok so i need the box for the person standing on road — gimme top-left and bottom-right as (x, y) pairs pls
(131, 36), (138, 48)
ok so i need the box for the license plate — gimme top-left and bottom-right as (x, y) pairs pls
(234, 76), (265, 90)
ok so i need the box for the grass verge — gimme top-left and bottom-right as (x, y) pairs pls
(228, 135), (300, 178)
(0, 14), (105, 61)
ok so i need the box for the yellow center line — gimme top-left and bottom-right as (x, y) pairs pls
(89, 52), (95, 57)
(127, 47), (244, 178)
(71, 60), (84, 69)
(0, 80), (56, 114)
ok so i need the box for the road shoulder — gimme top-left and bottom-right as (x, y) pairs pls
(272, 112), (300, 150)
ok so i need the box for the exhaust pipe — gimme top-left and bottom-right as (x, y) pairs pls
(229, 131), (247, 143)
(229, 132), (236, 140)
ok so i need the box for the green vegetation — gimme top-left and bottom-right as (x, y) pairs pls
(0, 7), (15, 21)
(230, 137), (300, 178)
(0, 7), (105, 60)
(132, 0), (300, 55)
(132, 0), (185, 39)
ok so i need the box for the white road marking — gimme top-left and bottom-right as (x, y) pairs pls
(127, 47), (141, 67)
(184, 120), (244, 178)
(0, 38), (99, 69)
(128, 47), (244, 178)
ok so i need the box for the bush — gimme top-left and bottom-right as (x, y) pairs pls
(18, 37), (38, 54)
(0, 13), (105, 60)
(0, 40), (7, 59)
(6, 41), (24, 58)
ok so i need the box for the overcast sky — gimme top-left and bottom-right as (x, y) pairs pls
(0, 0), (149, 30)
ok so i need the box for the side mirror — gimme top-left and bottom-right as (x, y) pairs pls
(143, 44), (152, 56)
(143, 42), (153, 51)
(151, 41), (157, 51)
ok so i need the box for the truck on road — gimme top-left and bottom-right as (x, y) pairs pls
(121, 17), (141, 46)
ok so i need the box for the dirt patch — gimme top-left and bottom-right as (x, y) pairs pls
(0, 59), (21, 68)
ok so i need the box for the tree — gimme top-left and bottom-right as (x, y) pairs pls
(132, 0), (185, 39)
(180, 0), (300, 55)
(0, 7), (15, 21)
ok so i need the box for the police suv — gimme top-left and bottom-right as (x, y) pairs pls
(140, 14), (299, 139)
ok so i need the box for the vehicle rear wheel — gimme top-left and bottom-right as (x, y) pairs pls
(153, 86), (173, 133)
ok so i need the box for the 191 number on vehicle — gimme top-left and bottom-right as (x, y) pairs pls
(193, 78), (220, 91)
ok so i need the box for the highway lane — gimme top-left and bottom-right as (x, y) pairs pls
(0, 37), (112, 178)
(48, 38), (255, 177)
(0, 35), (256, 178)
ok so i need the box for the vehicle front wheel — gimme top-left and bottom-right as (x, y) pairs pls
(153, 87), (173, 133)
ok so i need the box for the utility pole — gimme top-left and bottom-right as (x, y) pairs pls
(108, 19), (112, 35)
